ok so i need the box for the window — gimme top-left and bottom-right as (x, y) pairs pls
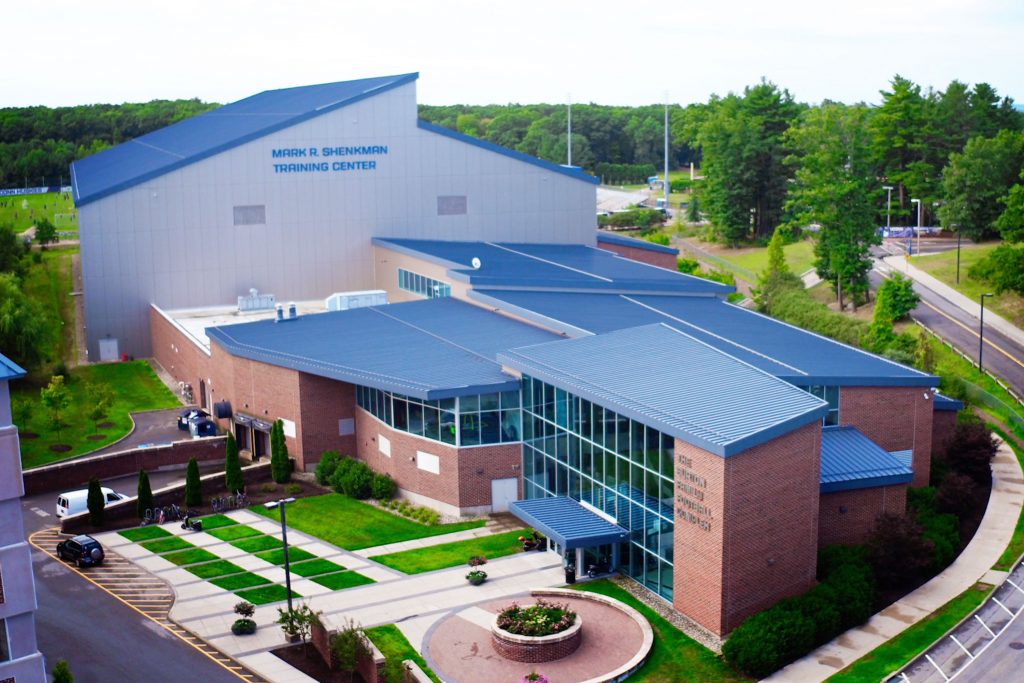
(805, 385), (840, 426)
(232, 204), (266, 225)
(0, 617), (8, 663)
(398, 268), (451, 299)
(0, 567), (4, 603)
(437, 195), (468, 216)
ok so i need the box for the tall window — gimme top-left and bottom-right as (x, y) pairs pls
(398, 268), (451, 299)
(521, 375), (675, 600)
(804, 385), (840, 426)
(0, 617), (9, 662)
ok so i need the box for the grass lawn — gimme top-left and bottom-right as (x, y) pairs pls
(371, 530), (523, 574)
(211, 572), (272, 591)
(206, 525), (262, 541)
(288, 559), (347, 577)
(196, 514), (238, 530)
(255, 547), (317, 565)
(141, 537), (194, 554)
(20, 246), (77, 367)
(251, 494), (486, 551)
(990, 427), (1024, 571)
(163, 548), (219, 566)
(0, 191), (77, 233)
(827, 583), (992, 682)
(365, 624), (442, 683)
(912, 242), (1024, 328)
(574, 580), (748, 682)
(119, 526), (172, 542)
(13, 360), (180, 469)
(185, 560), (247, 580)
(311, 571), (376, 591)
(725, 238), (816, 277)
(230, 535), (283, 553)
(235, 584), (300, 606)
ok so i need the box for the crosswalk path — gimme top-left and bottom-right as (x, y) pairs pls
(30, 527), (265, 683)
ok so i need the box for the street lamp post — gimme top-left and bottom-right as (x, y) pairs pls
(264, 497), (297, 614)
(910, 198), (922, 257)
(883, 185), (894, 232)
(956, 227), (962, 284)
(979, 293), (994, 372)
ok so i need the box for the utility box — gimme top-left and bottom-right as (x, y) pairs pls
(325, 289), (388, 312)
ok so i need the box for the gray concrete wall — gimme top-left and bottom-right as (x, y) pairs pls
(79, 80), (597, 359)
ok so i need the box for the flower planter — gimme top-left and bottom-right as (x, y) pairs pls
(491, 613), (583, 663)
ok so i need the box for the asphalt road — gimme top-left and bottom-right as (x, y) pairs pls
(22, 466), (241, 683)
(871, 259), (1024, 398)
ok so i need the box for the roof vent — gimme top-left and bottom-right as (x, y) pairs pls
(288, 302), (297, 319)
(275, 304), (284, 322)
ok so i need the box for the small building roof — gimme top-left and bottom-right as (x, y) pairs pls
(510, 497), (629, 550)
(595, 230), (679, 255)
(373, 238), (730, 295)
(500, 323), (828, 457)
(475, 289), (937, 387)
(205, 298), (559, 400)
(0, 353), (26, 381)
(933, 393), (964, 412)
(819, 426), (914, 493)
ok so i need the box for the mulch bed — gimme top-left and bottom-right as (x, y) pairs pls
(49, 444), (72, 452)
(20, 432), (39, 439)
(270, 642), (363, 683)
(97, 421), (115, 429)
(87, 434), (106, 441)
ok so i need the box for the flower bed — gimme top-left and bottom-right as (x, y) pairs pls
(492, 600), (582, 663)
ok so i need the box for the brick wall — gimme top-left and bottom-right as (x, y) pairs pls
(932, 410), (958, 459)
(840, 387), (933, 487)
(150, 306), (212, 399)
(674, 422), (821, 636)
(297, 373), (357, 469)
(22, 437), (225, 496)
(597, 242), (678, 270)
(490, 624), (582, 663)
(355, 407), (518, 513)
(818, 485), (907, 547)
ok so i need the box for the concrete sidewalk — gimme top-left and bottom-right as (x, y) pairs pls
(766, 440), (1024, 682)
(881, 255), (1024, 348)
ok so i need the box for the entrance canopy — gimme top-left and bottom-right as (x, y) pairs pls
(510, 497), (628, 550)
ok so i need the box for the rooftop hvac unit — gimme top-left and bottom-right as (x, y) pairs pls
(238, 288), (276, 312)
(325, 289), (388, 312)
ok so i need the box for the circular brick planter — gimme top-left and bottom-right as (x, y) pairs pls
(490, 612), (583, 663)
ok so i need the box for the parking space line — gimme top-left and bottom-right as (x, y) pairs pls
(925, 653), (951, 682)
(973, 614), (998, 638)
(949, 635), (975, 661)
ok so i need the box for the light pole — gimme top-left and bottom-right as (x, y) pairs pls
(979, 293), (994, 372)
(955, 225), (962, 284)
(910, 198), (922, 256)
(883, 185), (894, 233)
(264, 497), (296, 613)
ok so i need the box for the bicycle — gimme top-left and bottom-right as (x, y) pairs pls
(140, 509), (155, 526)
(235, 491), (250, 507)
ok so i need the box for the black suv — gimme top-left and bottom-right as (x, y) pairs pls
(56, 535), (105, 567)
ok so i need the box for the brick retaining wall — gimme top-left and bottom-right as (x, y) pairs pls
(23, 437), (226, 496)
(597, 241), (678, 270)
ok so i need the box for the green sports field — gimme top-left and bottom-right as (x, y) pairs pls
(0, 191), (77, 233)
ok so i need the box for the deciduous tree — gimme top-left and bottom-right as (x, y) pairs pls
(939, 130), (1024, 241)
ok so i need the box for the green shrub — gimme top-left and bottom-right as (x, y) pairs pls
(968, 244), (1024, 294)
(371, 472), (397, 500)
(285, 483), (302, 495)
(874, 273), (920, 323)
(87, 477), (104, 526)
(606, 208), (666, 230)
(723, 602), (817, 678)
(333, 460), (373, 499)
(185, 457), (202, 507)
(224, 432), (244, 494)
(137, 469), (154, 519)
(645, 232), (671, 245)
(270, 419), (291, 483)
(677, 257), (700, 274)
(315, 450), (342, 485)
(52, 659), (74, 683)
(908, 487), (961, 572)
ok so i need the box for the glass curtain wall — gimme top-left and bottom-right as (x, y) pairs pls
(521, 374), (675, 600)
(356, 385), (520, 447)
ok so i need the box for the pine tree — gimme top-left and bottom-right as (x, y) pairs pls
(52, 659), (74, 683)
(137, 469), (154, 519)
(185, 457), (202, 508)
(224, 433), (244, 494)
(270, 420), (290, 484)
(87, 477), (104, 527)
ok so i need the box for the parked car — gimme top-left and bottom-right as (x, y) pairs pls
(56, 487), (130, 518)
(56, 535), (105, 567)
(177, 408), (209, 430)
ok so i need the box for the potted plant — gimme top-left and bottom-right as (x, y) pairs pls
(468, 554), (488, 567)
(466, 569), (488, 585)
(522, 673), (549, 683)
(231, 601), (257, 635)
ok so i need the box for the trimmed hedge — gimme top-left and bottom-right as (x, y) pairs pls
(723, 545), (875, 678)
(315, 450), (342, 485)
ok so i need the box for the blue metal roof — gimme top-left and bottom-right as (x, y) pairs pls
(71, 73), (418, 206)
(417, 120), (599, 185)
(373, 238), (731, 295)
(473, 289), (937, 387)
(933, 393), (964, 412)
(205, 298), (559, 400)
(510, 497), (629, 550)
(0, 353), (26, 381)
(500, 323), (829, 457)
(820, 426), (914, 493)
(596, 230), (679, 255)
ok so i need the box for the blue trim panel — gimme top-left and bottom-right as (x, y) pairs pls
(820, 474), (913, 494)
(933, 393), (964, 412)
(416, 120), (600, 185)
(510, 497), (629, 550)
(596, 231), (679, 255)
(73, 73), (419, 207)
(0, 352), (26, 380)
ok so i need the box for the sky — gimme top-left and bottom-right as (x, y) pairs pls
(6, 0), (1022, 109)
